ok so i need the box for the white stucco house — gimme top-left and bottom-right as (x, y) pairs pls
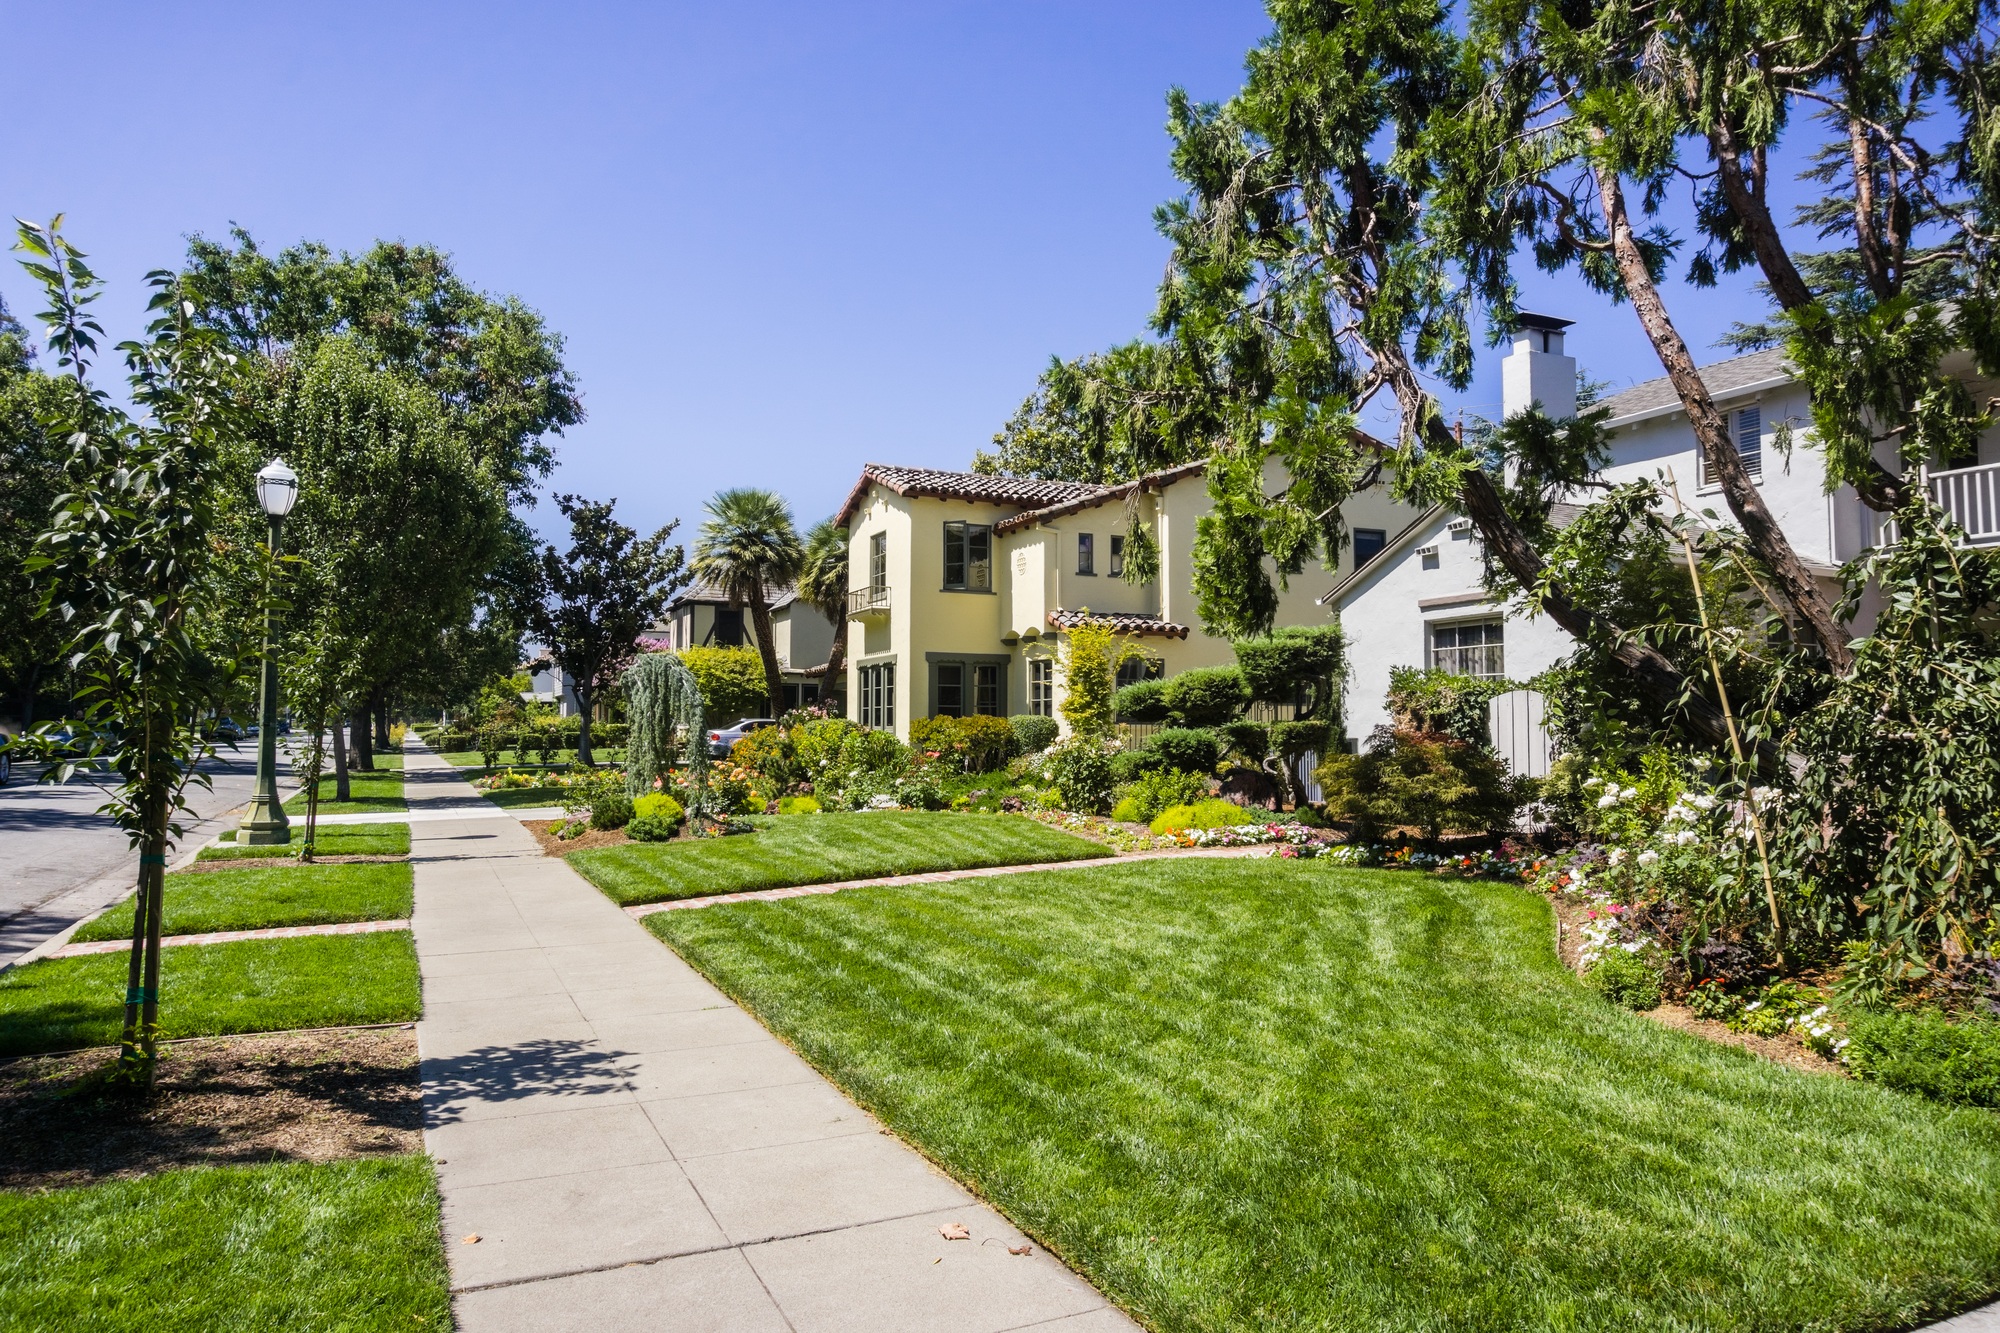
(1325, 313), (2000, 759)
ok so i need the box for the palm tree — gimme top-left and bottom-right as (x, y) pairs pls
(797, 518), (851, 713)
(691, 488), (804, 718)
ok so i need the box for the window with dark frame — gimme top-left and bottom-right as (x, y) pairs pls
(1115, 657), (1163, 689)
(973, 663), (1000, 716)
(930, 660), (1003, 718)
(1076, 532), (1095, 575)
(869, 531), (887, 592)
(942, 522), (992, 591)
(935, 662), (964, 717)
(1109, 534), (1125, 577)
(858, 662), (896, 729)
(1029, 658), (1053, 716)
(1353, 528), (1387, 566)
(1429, 620), (1505, 678)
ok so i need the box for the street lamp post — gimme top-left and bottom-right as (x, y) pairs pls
(239, 459), (299, 846)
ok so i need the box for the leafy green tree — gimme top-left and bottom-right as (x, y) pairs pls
(1234, 625), (1346, 720)
(1056, 616), (1141, 738)
(16, 218), (261, 1083)
(0, 293), (80, 728)
(975, 341), (1213, 485)
(677, 645), (771, 724)
(796, 518), (851, 710)
(691, 489), (804, 717)
(526, 494), (687, 766)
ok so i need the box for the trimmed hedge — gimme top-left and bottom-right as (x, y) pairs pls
(1845, 1010), (2000, 1107)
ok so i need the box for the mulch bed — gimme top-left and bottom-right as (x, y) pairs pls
(523, 818), (629, 856)
(0, 1027), (421, 1192)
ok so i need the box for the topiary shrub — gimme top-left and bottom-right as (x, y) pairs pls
(1163, 666), (1250, 727)
(1843, 1010), (2000, 1107)
(1586, 949), (1662, 1010)
(1111, 747), (1165, 783)
(1009, 713), (1059, 754)
(627, 793), (684, 842)
(1233, 624), (1346, 717)
(1218, 719), (1269, 764)
(1147, 728), (1222, 776)
(1044, 737), (1117, 813)
(1151, 797), (1260, 835)
(1114, 679), (1172, 723)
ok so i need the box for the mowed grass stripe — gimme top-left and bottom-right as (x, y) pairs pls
(570, 811), (1109, 906)
(284, 769), (406, 815)
(73, 863), (413, 943)
(647, 858), (2000, 1333)
(0, 1156), (451, 1329)
(0, 932), (421, 1058)
(199, 822), (411, 861)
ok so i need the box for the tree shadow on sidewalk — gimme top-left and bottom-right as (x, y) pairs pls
(421, 1037), (636, 1126)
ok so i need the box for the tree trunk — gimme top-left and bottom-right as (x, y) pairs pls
(117, 739), (172, 1086)
(351, 702), (374, 772)
(574, 684), (595, 767)
(333, 714), (351, 802)
(19, 661), (41, 732)
(302, 705), (326, 863)
(373, 693), (391, 751)
(1590, 151), (1854, 672)
(1707, 120), (1909, 511)
(820, 615), (848, 712)
(748, 593), (785, 717)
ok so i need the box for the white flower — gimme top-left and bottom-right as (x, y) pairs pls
(1596, 792), (1620, 809)
(1620, 785), (1639, 800)
(1636, 849), (1660, 866)
(1584, 776), (1604, 788)
(1670, 830), (1698, 846)
(1608, 847), (1626, 866)
(1689, 793), (1715, 810)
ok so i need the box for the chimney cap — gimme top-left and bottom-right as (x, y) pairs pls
(1514, 311), (1574, 333)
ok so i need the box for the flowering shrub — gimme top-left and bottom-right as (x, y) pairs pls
(1586, 947), (1662, 1010)
(473, 768), (540, 791)
(1043, 737), (1119, 814)
(1321, 843), (1538, 879)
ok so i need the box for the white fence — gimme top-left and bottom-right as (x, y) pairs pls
(1487, 688), (1553, 779)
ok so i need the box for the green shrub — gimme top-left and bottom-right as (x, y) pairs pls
(1384, 666), (1513, 747)
(893, 776), (947, 810)
(1114, 679), (1172, 723)
(1315, 729), (1518, 842)
(1111, 748), (1164, 782)
(590, 791), (634, 830)
(956, 715), (1017, 772)
(776, 794), (820, 815)
(1009, 714), (1059, 754)
(633, 793), (684, 822)
(1147, 728), (1221, 776)
(1115, 768), (1212, 824)
(679, 645), (770, 723)
(1269, 719), (1332, 760)
(909, 715), (961, 756)
(1844, 1010), (2000, 1107)
(1163, 666), (1250, 727)
(1586, 948), (1662, 1010)
(627, 813), (678, 841)
(1233, 625), (1346, 716)
(1045, 738), (1117, 813)
(1218, 719), (1270, 764)
(1151, 797), (1260, 835)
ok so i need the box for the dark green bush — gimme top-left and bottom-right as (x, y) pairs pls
(589, 791), (634, 830)
(627, 812), (678, 842)
(1009, 714), (1059, 754)
(1147, 728), (1222, 776)
(1163, 666), (1250, 727)
(1269, 719), (1332, 760)
(1586, 949), (1662, 1010)
(1218, 720), (1269, 764)
(1844, 1009), (2000, 1107)
(1233, 625), (1345, 716)
(1111, 748), (1164, 782)
(1045, 739), (1117, 813)
(1114, 679), (1173, 723)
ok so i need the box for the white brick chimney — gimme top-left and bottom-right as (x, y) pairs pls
(1502, 313), (1576, 420)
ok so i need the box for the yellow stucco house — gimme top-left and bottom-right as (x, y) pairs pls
(834, 455), (1415, 738)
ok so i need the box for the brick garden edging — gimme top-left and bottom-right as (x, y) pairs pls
(625, 843), (1270, 917)
(49, 918), (411, 958)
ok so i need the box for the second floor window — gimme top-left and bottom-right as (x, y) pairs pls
(1431, 620), (1505, 678)
(1700, 406), (1763, 486)
(943, 522), (992, 591)
(1109, 534), (1125, 577)
(1353, 528), (1387, 566)
(1077, 532), (1095, 576)
(869, 532), (888, 592)
(1029, 658), (1053, 716)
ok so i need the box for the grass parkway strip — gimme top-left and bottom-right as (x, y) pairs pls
(72, 862), (413, 943)
(645, 854), (2000, 1333)
(51, 919), (411, 958)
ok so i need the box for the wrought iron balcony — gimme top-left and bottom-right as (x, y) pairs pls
(847, 585), (892, 619)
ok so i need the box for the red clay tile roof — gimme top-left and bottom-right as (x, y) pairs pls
(993, 460), (1209, 534)
(1046, 609), (1191, 639)
(835, 464), (1109, 527)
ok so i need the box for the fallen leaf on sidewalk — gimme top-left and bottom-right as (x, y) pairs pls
(461, 1234), (481, 1244)
(1009, 1244), (1033, 1256)
(939, 1222), (971, 1241)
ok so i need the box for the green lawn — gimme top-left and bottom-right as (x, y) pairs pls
(572, 811), (1108, 906)
(73, 863), (413, 943)
(199, 822), (411, 861)
(0, 1156), (450, 1330)
(480, 785), (567, 809)
(647, 858), (2000, 1332)
(0, 932), (420, 1058)
(283, 769), (405, 815)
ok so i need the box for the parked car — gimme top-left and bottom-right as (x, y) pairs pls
(707, 718), (776, 758)
(0, 734), (12, 786)
(206, 717), (248, 744)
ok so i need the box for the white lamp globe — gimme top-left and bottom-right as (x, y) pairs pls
(256, 459), (300, 518)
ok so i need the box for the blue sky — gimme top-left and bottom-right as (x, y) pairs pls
(1, 2), (1781, 547)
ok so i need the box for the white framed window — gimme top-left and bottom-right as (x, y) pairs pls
(1700, 406), (1763, 487)
(1430, 620), (1505, 678)
(1029, 658), (1054, 716)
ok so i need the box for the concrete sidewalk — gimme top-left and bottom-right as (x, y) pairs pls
(405, 742), (1133, 1332)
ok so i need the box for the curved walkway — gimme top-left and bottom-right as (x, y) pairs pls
(402, 741), (1134, 1332)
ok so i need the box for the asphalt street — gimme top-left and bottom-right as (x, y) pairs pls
(0, 746), (294, 969)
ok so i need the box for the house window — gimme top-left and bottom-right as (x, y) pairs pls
(1700, 406), (1763, 486)
(931, 660), (1003, 718)
(1354, 528), (1387, 566)
(1076, 533), (1095, 575)
(711, 606), (744, 646)
(1109, 534), (1125, 577)
(869, 531), (888, 593)
(1430, 620), (1505, 678)
(1115, 657), (1163, 689)
(1029, 658), (1054, 716)
(942, 522), (992, 591)
(858, 662), (896, 729)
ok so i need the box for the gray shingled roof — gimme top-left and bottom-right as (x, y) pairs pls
(668, 579), (797, 610)
(1597, 347), (1792, 422)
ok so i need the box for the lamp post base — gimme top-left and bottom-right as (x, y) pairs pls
(239, 796), (291, 846)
